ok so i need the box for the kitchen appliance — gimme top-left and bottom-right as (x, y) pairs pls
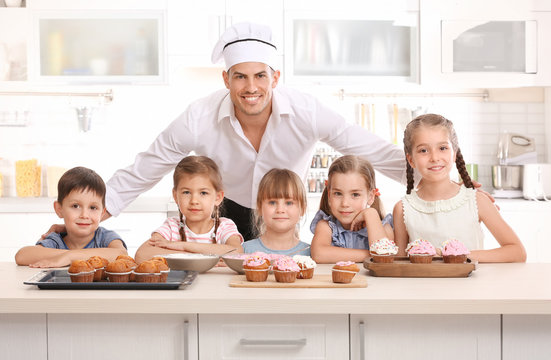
(492, 133), (536, 198)
(523, 164), (551, 201)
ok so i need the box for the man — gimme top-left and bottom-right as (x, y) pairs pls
(104, 22), (406, 240)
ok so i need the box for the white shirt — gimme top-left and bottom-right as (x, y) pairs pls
(106, 86), (406, 216)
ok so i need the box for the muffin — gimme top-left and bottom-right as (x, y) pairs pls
(292, 255), (317, 279)
(249, 252), (272, 265)
(134, 260), (161, 283)
(87, 256), (109, 281)
(150, 256), (168, 266)
(272, 257), (300, 283)
(406, 239), (437, 263)
(370, 238), (398, 263)
(243, 255), (270, 282)
(117, 255), (138, 281)
(332, 261), (360, 284)
(151, 258), (170, 282)
(105, 260), (132, 282)
(67, 260), (95, 283)
(441, 239), (470, 263)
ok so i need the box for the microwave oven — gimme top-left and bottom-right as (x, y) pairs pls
(441, 20), (537, 74)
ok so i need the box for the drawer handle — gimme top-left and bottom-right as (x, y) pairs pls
(183, 320), (189, 360)
(239, 338), (307, 347)
(359, 321), (365, 360)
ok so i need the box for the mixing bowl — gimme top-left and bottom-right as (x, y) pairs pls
(163, 253), (219, 273)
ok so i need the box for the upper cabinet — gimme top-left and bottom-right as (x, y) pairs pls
(167, 0), (284, 68)
(1, 0), (167, 84)
(421, 0), (551, 87)
(283, 0), (419, 86)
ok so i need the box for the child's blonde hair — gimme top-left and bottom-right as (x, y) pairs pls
(403, 113), (474, 194)
(319, 155), (385, 220)
(173, 156), (223, 242)
(254, 168), (307, 237)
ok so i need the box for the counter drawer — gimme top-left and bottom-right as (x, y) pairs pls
(198, 314), (348, 360)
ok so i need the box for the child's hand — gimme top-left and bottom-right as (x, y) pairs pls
(29, 253), (70, 268)
(158, 242), (188, 251)
(350, 208), (377, 231)
(147, 237), (170, 248)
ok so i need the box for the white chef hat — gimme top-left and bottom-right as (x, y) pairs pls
(211, 22), (278, 70)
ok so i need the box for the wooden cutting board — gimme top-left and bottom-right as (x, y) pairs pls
(364, 257), (476, 278)
(229, 274), (367, 288)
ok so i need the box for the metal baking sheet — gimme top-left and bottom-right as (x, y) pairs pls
(24, 270), (197, 290)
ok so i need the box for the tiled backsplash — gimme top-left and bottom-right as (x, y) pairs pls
(0, 87), (547, 199)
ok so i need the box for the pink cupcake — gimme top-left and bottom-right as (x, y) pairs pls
(243, 255), (270, 282)
(441, 239), (470, 263)
(272, 257), (300, 283)
(406, 239), (436, 263)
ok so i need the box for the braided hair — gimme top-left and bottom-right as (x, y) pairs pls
(403, 114), (474, 194)
(174, 156), (223, 242)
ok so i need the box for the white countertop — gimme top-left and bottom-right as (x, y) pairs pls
(2, 262), (550, 315)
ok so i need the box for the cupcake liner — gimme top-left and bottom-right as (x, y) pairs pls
(92, 267), (105, 281)
(443, 254), (468, 263)
(105, 271), (132, 283)
(273, 270), (298, 283)
(68, 270), (95, 283)
(409, 254), (433, 264)
(160, 269), (170, 282)
(244, 268), (269, 282)
(297, 267), (314, 279)
(372, 254), (395, 263)
(133, 271), (161, 283)
(331, 269), (357, 284)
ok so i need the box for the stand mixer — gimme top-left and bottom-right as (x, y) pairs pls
(492, 133), (537, 198)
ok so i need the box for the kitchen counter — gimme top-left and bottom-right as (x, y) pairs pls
(2, 262), (550, 315)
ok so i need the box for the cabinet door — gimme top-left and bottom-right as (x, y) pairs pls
(503, 315), (551, 360)
(0, 213), (60, 262)
(102, 212), (167, 257)
(199, 314), (349, 359)
(48, 314), (198, 360)
(0, 314), (47, 360)
(351, 314), (501, 360)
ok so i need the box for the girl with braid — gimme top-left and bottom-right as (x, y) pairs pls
(393, 114), (526, 262)
(135, 156), (242, 262)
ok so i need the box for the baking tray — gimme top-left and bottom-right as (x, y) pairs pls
(229, 274), (367, 288)
(24, 270), (197, 290)
(363, 256), (476, 278)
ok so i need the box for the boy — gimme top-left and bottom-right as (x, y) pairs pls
(15, 167), (127, 268)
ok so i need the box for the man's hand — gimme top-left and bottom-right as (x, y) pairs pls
(41, 224), (66, 240)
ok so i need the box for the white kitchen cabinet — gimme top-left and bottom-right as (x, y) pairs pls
(167, 0), (283, 65)
(0, 212), (59, 262)
(482, 200), (551, 263)
(350, 314), (501, 360)
(102, 211), (167, 257)
(502, 315), (551, 360)
(0, 314), (47, 360)
(421, 0), (551, 87)
(283, 0), (419, 86)
(199, 314), (349, 359)
(0, 8), (28, 82)
(47, 314), (198, 360)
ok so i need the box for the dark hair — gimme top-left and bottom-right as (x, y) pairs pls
(57, 167), (106, 206)
(173, 156), (223, 242)
(253, 168), (307, 237)
(319, 155), (385, 220)
(403, 113), (474, 194)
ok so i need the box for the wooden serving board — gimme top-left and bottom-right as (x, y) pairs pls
(364, 257), (476, 278)
(229, 274), (367, 288)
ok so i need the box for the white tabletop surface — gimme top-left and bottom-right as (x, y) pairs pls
(2, 262), (550, 315)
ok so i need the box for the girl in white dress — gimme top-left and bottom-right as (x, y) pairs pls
(393, 114), (526, 262)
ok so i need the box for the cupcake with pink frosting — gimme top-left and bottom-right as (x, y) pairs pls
(406, 239), (437, 264)
(272, 257), (300, 283)
(441, 239), (470, 263)
(332, 261), (359, 283)
(370, 238), (398, 263)
(243, 254), (270, 282)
